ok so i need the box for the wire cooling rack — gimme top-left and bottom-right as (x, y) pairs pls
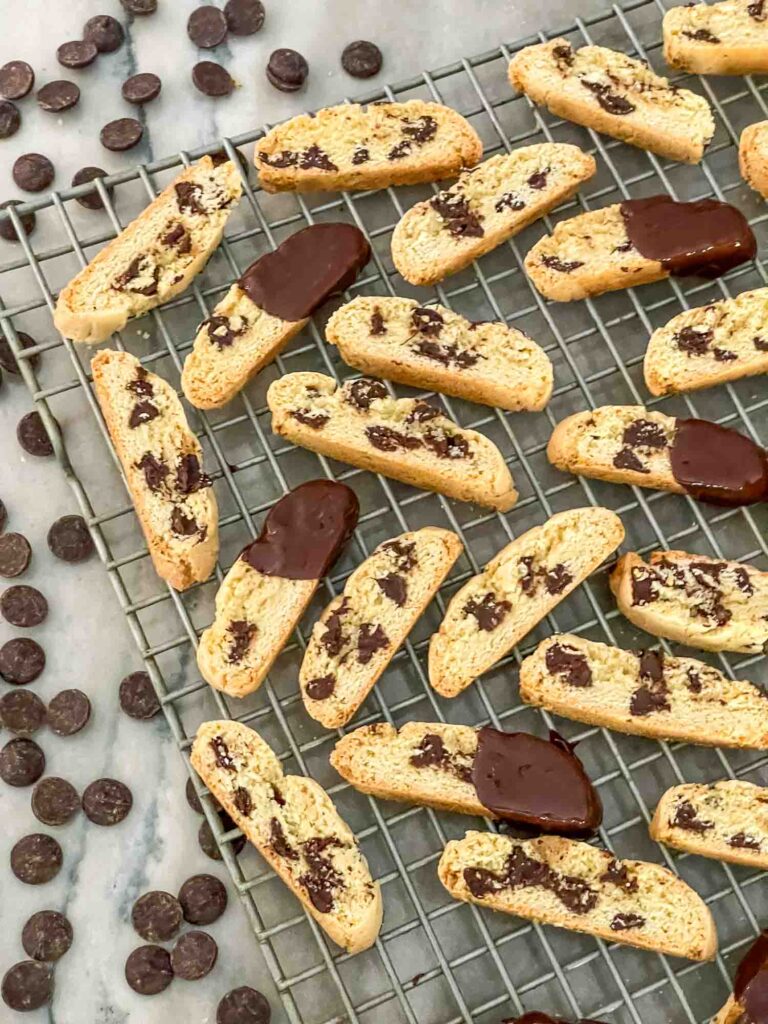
(3, 0), (768, 1021)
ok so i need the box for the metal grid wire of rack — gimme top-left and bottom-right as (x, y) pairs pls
(3, 1), (768, 1021)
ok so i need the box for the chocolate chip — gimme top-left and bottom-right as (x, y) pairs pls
(13, 153), (55, 192)
(376, 572), (407, 607)
(217, 987), (272, 1024)
(0, 200), (36, 242)
(11, 833), (62, 884)
(527, 168), (550, 189)
(545, 642), (592, 687)
(22, 911), (73, 962)
(613, 447), (647, 473)
(186, 777), (204, 813)
(119, 670), (160, 720)
(83, 14), (125, 53)
(465, 592), (511, 631)
(171, 507), (202, 537)
(346, 377), (388, 409)
(305, 674), (335, 700)
(357, 622), (388, 664)
(0, 100), (20, 139)
(266, 48), (308, 92)
(755, 335), (768, 351)
(171, 930), (218, 980)
(611, 912), (645, 931)
(341, 40), (382, 78)
(121, 0), (158, 12)
(1, 584), (48, 627)
(0, 690), (46, 736)
(100, 117), (143, 152)
(136, 453), (167, 492)
(47, 689), (91, 736)
(82, 778), (132, 825)
(47, 515), (94, 562)
(1, 331), (38, 374)
(749, 0), (766, 16)
(430, 194), (484, 238)
(0, 737), (44, 786)
(352, 146), (370, 165)
(670, 800), (713, 833)
(683, 27), (720, 41)
(122, 72), (162, 104)
(226, 620), (256, 664)
(163, 222), (192, 252)
(192, 59), (235, 97)
(37, 80), (80, 113)
(675, 326), (712, 356)
(31, 776), (80, 826)
(495, 191), (525, 213)
(299, 836), (344, 913)
(0, 638), (45, 684)
(132, 891), (183, 942)
(0, 61), (35, 100)
(125, 945), (173, 995)
(297, 144), (337, 171)
(553, 43), (575, 65)
(729, 832), (761, 850)
(178, 874), (228, 925)
(713, 347), (737, 361)
(57, 41), (98, 69)
(198, 812), (246, 860)
(542, 563), (572, 595)
(127, 371), (154, 399)
(225, 0), (265, 35)
(1, 961), (52, 1011)
(0, 533), (31, 578)
(72, 166), (113, 210)
(541, 254), (584, 273)
(422, 429), (470, 459)
(129, 400), (160, 427)
(188, 5), (228, 47)
(581, 79), (635, 115)
(17, 412), (54, 456)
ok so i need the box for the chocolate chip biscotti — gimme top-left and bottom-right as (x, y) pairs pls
(664, 0), (768, 76)
(508, 38), (714, 164)
(182, 223), (370, 409)
(438, 832), (716, 960)
(740, 119), (768, 198)
(520, 634), (768, 748)
(713, 932), (768, 1024)
(325, 297), (553, 413)
(54, 156), (242, 344)
(255, 101), (482, 193)
(428, 507), (625, 698)
(267, 373), (519, 511)
(91, 350), (218, 591)
(191, 720), (382, 954)
(390, 144), (596, 286)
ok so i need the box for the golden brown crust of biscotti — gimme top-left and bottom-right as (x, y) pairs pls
(428, 507), (625, 698)
(740, 120), (768, 198)
(438, 832), (717, 960)
(508, 38), (714, 164)
(650, 781), (768, 869)
(325, 296), (553, 413)
(714, 995), (743, 1024)
(267, 372), (518, 511)
(254, 101), (482, 193)
(519, 633), (768, 749)
(300, 529), (462, 728)
(191, 720), (382, 954)
(91, 350), (218, 591)
(664, 0), (768, 76)
(610, 551), (768, 655)
(54, 157), (242, 344)
(390, 144), (596, 286)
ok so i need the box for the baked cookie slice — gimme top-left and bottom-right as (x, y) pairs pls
(197, 480), (359, 698)
(267, 373), (518, 511)
(644, 288), (768, 396)
(191, 720), (382, 954)
(390, 144), (596, 286)
(610, 550), (768, 655)
(325, 296), (553, 413)
(428, 507), (624, 698)
(508, 38), (714, 164)
(651, 781), (768, 869)
(300, 528), (461, 728)
(740, 120), (768, 198)
(520, 633), (768, 748)
(547, 405), (768, 506)
(664, 0), (768, 76)
(255, 101), (482, 193)
(525, 195), (755, 302)
(91, 350), (218, 591)
(54, 156), (242, 345)
(438, 832), (716, 960)
(182, 223), (370, 409)
(713, 932), (768, 1024)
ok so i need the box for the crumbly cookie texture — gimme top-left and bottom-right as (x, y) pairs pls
(740, 120), (768, 198)
(438, 832), (717, 960)
(191, 721), (382, 954)
(54, 157), (242, 344)
(267, 372), (519, 511)
(301, 529), (461, 728)
(715, 996), (753, 1024)
(325, 296), (553, 413)
(508, 38), (714, 164)
(644, 288), (768, 396)
(390, 144), (596, 286)
(520, 633), (768, 749)
(428, 507), (625, 698)
(664, 0), (768, 75)
(91, 349), (218, 591)
(254, 101), (482, 193)
(651, 781), (768, 869)
(610, 550), (768, 655)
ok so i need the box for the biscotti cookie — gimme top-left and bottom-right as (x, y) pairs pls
(610, 550), (768, 655)
(525, 196), (755, 302)
(182, 223), (370, 409)
(713, 932), (768, 1024)
(331, 722), (602, 831)
(390, 144), (596, 286)
(91, 350), (218, 591)
(664, 0), (768, 76)
(650, 781), (768, 869)
(438, 832), (716, 960)
(644, 288), (768, 396)
(520, 633), (768, 748)
(255, 101), (482, 193)
(54, 157), (242, 345)
(547, 405), (768, 506)
(197, 481), (358, 698)
(267, 373), (518, 511)
(300, 528), (461, 728)
(508, 38), (714, 164)
(325, 296), (553, 413)
(428, 507), (624, 698)
(740, 120), (768, 197)
(191, 720), (382, 953)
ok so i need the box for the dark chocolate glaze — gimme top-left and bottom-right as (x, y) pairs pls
(240, 480), (359, 580)
(239, 223), (370, 321)
(669, 418), (768, 506)
(620, 196), (756, 279)
(734, 933), (768, 1023)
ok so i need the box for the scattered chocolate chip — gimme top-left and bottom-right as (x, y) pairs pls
(0, 638), (45, 684)
(1, 331), (39, 374)
(225, 0), (265, 35)
(545, 642), (592, 687)
(47, 515), (94, 562)
(346, 377), (388, 409)
(0, 690), (45, 736)
(527, 168), (550, 189)
(465, 592), (511, 631)
(0, 199), (36, 242)
(17, 412), (54, 456)
(1, 738), (45, 787)
(0, 533), (31, 578)
(581, 79), (635, 115)
(542, 564), (572, 595)
(83, 14), (125, 52)
(430, 193), (483, 238)
(13, 153), (55, 192)
(47, 689), (91, 736)
(22, 911), (73, 962)
(297, 144), (337, 171)
(233, 786), (251, 816)
(0, 61), (35, 100)
(178, 874), (228, 925)
(171, 930), (218, 980)
(613, 447), (647, 473)
(624, 418), (668, 449)
(72, 166), (112, 211)
(100, 117), (143, 151)
(129, 400), (159, 427)
(10, 833), (62, 884)
(31, 776), (80, 826)
(171, 507), (202, 537)
(341, 40), (382, 78)
(198, 812), (246, 860)
(755, 335), (768, 351)
(37, 80), (80, 113)
(82, 777), (132, 825)
(541, 254), (584, 273)
(675, 326), (712, 356)
(122, 71), (162, 104)
(749, 0), (766, 17)
(211, 735), (235, 771)
(187, 777), (204, 813)
(670, 799), (713, 833)
(188, 5), (228, 47)
(357, 622), (388, 664)
(192, 61), (235, 97)
(1, 584), (48, 627)
(495, 191), (525, 213)
(226, 620), (256, 664)
(376, 572), (407, 607)
(125, 945), (173, 996)
(121, 0), (158, 12)
(1, 961), (52, 1011)
(553, 43), (575, 65)
(729, 832), (761, 850)
(119, 670), (160, 720)
(352, 146), (370, 165)
(57, 40), (98, 69)
(217, 986), (272, 1024)
(132, 891), (183, 942)
(683, 27), (720, 41)
(266, 48), (308, 92)
(611, 912), (645, 931)
(0, 99), (20, 139)
(305, 674), (335, 700)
